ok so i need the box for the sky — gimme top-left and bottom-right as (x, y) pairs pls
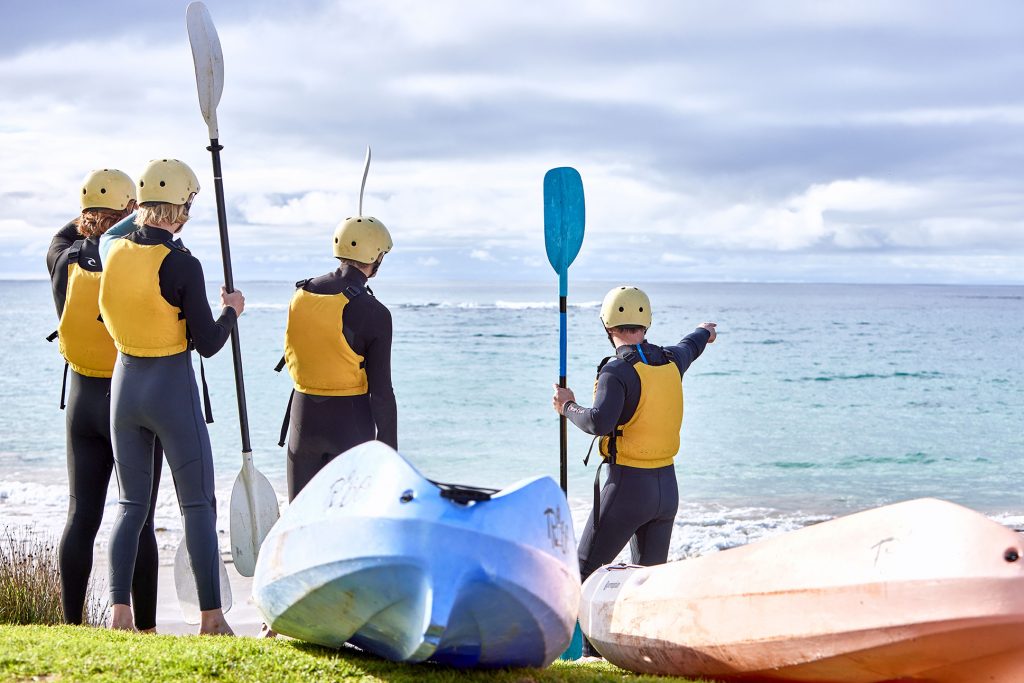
(2, 0), (1023, 284)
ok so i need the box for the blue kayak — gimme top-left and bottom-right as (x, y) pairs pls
(252, 441), (581, 668)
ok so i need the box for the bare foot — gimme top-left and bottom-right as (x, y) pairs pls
(109, 603), (136, 632)
(257, 623), (278, 639)
(199, 607), (235, 636)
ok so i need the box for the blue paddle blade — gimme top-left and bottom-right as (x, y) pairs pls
(559, 621), (584, 660)
(544, 167), (585, 278)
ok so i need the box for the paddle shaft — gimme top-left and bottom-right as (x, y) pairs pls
(206, 139), (252, 453)
(559, 292), (568, 493)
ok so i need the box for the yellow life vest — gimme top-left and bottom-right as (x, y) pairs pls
(283, 285), (368, 397)
(57, 243), (117, 378)
(599, 351), (684, 468)
(98, 238), (188, 357)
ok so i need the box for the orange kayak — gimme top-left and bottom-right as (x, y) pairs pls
(580, 498), (1024, 682)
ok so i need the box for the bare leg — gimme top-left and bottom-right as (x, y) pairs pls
(199, 608), (234, 636)
(110, 603), (136, 631)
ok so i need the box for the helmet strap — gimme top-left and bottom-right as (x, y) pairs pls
(369, 254), (384, 278)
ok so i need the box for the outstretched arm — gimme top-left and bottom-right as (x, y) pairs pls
(665, 324), (715, 375)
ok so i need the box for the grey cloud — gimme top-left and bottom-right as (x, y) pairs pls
(3, 0), (1024, 283)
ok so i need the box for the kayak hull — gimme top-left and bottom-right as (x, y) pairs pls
(580, 498), (1024, 682)
(253, 441), (580, 668)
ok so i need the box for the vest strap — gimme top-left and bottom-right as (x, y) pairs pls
(46, 330), (58, 342)
(278, 389), (295, 447)
(59, 362), (69, 410)
(199, 356), (214, 424)
(274, 355), (286, 372)
(67, 240), (84, 265)
(592, 457), (609, 532)
(583, 435), (599, 466)
(635, 344), (649, 364)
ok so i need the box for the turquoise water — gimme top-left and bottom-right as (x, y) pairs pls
(1, 279), (1022, 557)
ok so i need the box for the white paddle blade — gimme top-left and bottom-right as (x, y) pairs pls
(173, 538), (234, 625)
(229, 460), (281, 577)
(186, 1), (225, 139)
(358, 146), (371, 216)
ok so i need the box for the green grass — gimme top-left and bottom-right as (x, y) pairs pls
(0, 625), (710, 682)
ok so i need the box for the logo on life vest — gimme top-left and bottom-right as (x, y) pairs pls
(544, 506), (570, 554)
(86, 258), (97, 267)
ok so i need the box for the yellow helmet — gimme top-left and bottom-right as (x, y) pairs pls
(600, 286), (652, 329)
(332, 216), (393, 264)
(80, 169), (136, 211)
(137, 159), (200, 205)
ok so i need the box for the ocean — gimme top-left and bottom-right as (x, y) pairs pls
(1, 279), (1022, 561)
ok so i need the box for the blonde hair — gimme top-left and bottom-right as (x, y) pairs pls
(76, 209), (125, 239)
(135, 203), (190, 229)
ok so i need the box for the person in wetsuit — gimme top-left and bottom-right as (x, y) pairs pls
(552, 286), (716, 655)
(280, 213), (397, 500)
(98, 158), (244, 635)
(45, 169), (163, 630)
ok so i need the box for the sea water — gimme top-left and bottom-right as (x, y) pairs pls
(1, 279), (1022, 560)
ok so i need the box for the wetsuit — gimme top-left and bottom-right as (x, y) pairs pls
(101, 226), (236, 612)
(45, 220), (162, 628)
(282, 265), (397, 500)
(563, 328), (711, 582)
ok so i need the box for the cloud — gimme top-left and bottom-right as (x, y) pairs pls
(3, 0), (1024, 283)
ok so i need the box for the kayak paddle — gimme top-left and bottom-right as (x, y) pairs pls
(543, 167), (585, 494)
(186, 1), (280, 579)
(173, 539), (234, 625)
(544, 167), (586, 661)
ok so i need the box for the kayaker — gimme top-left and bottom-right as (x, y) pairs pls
(45, 169), (163, 631)
(98, 158), (243, 635)
(278, 214), (397, 500)
(552, 286), (716, 654)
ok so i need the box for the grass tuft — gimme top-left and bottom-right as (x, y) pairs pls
(0, 526), (108, 627)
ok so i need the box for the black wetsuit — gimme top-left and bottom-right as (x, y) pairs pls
(106, 226), (236, 612)
(563, 329), (711, 582)
(46, 220), (162, 628)
(284, 265), (397, 500)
